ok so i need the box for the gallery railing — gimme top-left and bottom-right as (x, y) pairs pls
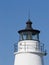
(14, 42), (47, 55)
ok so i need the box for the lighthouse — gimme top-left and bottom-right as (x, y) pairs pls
(14, 19), (47, 65)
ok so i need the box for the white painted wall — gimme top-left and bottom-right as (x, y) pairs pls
(14, 40), (44, 65)
(14, 53), (43, 65)
(18, 40), (40, 52)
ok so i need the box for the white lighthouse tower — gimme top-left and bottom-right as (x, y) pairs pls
(14, 19), (47, 65)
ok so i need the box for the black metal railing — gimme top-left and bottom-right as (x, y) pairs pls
(14, 43), (18, 52)
(14, 42), (47, 55)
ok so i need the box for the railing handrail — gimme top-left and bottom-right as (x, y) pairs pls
(14, 42), (46, 53)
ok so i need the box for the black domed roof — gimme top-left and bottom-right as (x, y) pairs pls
(26, 19), (32, 29)
(26, 19), (32, 24)
(18, 19), (40, 35)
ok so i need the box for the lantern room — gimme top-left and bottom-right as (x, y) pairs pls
(18, 19), (40, 41)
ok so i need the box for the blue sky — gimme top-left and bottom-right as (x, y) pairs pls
(0, 0), (49, 65)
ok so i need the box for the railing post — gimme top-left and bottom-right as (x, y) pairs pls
(14, 43), (18, 52)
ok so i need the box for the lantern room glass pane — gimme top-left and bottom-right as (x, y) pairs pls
(19, 33), (23, 41)
(26, 32), (32, 40)
(19, 32), (39, 41)
(23, 35), (26, 40)
(32, 34), (39, 40)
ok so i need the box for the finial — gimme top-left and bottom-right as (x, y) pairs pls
(27, 9), (32, 24)
(28, 9), (30, 20)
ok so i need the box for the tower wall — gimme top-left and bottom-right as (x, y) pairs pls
(14, 40), (45, 65)
(18, 40), (40, 52)
(14, 53), (43, 65)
